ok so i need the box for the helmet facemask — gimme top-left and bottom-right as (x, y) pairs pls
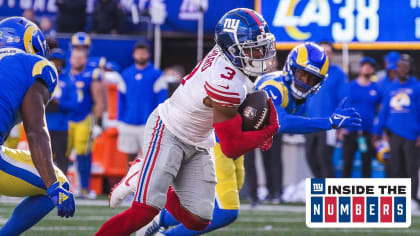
(290, 67), (323, 100)
(228, 33), (276, 77)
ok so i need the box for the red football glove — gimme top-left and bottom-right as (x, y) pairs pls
(214, 98), (279, 158)
(264, 98), (280, 137)
(259, 137), (273, 151)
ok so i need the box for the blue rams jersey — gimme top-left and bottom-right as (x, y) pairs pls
(255, 71), (305, 115)
(255, 71), (331, 134)
(374, 77), (420, 141)
(341, 80), (381, 132)
(0, 49), (58, 144)
(118, 63), (166, 125)
(68, 67), (101, 122)
(46, 73), (78, 131)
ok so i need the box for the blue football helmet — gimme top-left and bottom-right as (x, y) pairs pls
(283, 42), (329, 100)
(0, 17), (49, 57)
(215, 8), (276, 77)
(71, 32), (91, 48)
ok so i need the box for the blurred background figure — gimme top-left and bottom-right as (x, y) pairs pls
(55, 0), (87, 33)
(340, 57), (381, 178)
(163, 65), (185, 97)
(117, 42), (167, 163)
(47, 48), (78, 174)
(66, 47), (106, 199)
(377, 51), (401, 93)
(373, 54), (420, 206)
(93, 0), (125, 34)
(22, 9), (36, 23)
(304, 41), (347, 178)
(39, 17), (56, 38)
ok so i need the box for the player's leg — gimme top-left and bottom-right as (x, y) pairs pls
(0, 146), (69, 235)
(3, 124), (21, 149)
(361, 132), (374, 178)
(65, 121), (76, 159)
(74, 115), (93, 197)
(388, 131), (405, 178)
(305, 133), (322, 177)
(402, 138), (418, 200)
(50, 130), (69, 174)
(96, 112), (183, 235)
(164, 146), (216, 232)
(157, 144), (241, 236)
(243, 150), (258, 205)
(341, 132), (358, 177)
(319, 131), (335, 178)
(109, 125), (147, 208)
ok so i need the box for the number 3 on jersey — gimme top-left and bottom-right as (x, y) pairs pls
(220, 67), (235, 80)
(182, 65), (236, 85)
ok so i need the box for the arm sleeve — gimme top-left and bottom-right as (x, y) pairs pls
(257, 77), (331, 134)
(214, 113), (277, 158)
(276, 103), (331, 133)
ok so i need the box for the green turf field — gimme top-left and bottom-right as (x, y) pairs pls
(1, 201), (420, 235)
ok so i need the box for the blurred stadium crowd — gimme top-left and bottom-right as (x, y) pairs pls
(3, 2), (420, 211)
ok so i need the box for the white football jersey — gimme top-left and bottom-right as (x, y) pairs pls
(158, 46), (254, 148)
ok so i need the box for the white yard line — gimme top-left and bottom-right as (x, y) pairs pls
(30, 226), (97, 231)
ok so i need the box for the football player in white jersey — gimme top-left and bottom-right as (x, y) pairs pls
(96, 8), (279, 236)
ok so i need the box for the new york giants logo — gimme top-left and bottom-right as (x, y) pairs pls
(311, 178), (325, 194)
(223, 19), (240, 33)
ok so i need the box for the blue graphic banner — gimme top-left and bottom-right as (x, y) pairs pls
(256, 0), (420, 49)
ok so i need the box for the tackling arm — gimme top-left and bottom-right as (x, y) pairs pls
(276, 103), (331, 133)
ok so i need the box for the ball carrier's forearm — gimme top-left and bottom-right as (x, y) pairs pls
(213, 99), (279, 158)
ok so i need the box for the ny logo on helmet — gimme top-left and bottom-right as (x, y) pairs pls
(223, 19), (240, 33)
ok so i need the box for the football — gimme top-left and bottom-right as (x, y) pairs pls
(238, 90), (270, 131)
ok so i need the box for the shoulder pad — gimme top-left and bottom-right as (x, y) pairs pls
(257, 78), (289, 108)
(32, 57), (58, 95)
(204, 57), (250, 107)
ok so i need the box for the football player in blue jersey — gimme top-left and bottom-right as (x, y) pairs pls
(71, 32), (107, 70)
(0, 17), (75, 235)
(143, 42), (362, 236)
(256, 42), (362, 137)
(66, 46), (106, 199)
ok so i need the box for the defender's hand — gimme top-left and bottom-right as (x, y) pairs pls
(329, 97), (362, 129)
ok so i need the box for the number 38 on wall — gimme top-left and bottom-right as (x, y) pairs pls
(272, 0), (380, 42)
(332, 0), (379, 42)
